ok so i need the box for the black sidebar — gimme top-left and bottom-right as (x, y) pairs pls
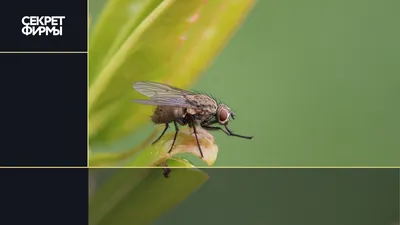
(0, 0), (88, 224)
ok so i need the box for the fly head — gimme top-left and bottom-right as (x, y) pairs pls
(216, 104), (234, 125)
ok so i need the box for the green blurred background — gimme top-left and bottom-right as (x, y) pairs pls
(154, 168), (399, 225)
(92, 168), (399, 225)
(159, 169), (399, 225)
(90, 0), (400, 166)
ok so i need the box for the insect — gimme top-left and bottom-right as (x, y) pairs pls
(133, 80), (253, 156)
(160, 162), (172, 178)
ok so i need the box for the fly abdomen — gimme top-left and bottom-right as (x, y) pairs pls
(151, 106), (186, 124)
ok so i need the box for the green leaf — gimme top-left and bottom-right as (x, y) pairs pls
(89, 127), (164, 166)
(164, 157), (196, 167)
(89, 126), (218, 167)
(89, 0), (255, 145)
(89, 0), (163, 83)
(89, 161), (208, 225)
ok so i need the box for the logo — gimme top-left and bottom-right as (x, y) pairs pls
(22, 16), (65, 36)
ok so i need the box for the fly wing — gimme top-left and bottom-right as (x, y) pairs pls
(133, 98), (190, 107)
(132, 81), (194, 107)
(133, 81), (192, 98)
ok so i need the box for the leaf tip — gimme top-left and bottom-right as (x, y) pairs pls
(157, 126), (219, 166)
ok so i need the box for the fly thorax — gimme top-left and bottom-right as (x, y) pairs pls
(186, 108), (197, 115)
(185, 94), (217, 111)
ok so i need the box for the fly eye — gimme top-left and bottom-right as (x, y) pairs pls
(218, 108), (229, 124)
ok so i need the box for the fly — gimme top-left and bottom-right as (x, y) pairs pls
(132, 81), (254, 176)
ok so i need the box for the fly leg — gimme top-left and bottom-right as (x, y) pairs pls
(224, 125), (254, 139)
(190, 115), (204, 158)
(152, 123), (169, 145)
(160, 162), (171, 178)
(159, 121), (179, 178)
(202, 125), (253, 139)
(168, 121), (180, 154)
(201, 125), (221, 131)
